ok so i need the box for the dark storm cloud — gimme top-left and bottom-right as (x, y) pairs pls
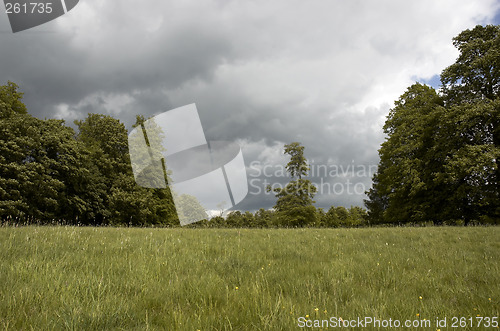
(0, 3), (234, 123)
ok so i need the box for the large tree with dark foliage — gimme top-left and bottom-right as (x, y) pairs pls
(0, 82), (90, 221)
(366, 25), (500, 225)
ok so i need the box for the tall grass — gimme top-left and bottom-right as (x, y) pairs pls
(0, 226), (498, 330)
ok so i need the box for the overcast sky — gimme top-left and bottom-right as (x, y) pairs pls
(1, 0), (500, 211)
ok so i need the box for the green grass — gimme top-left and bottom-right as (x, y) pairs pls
(0, 226), (499, 330)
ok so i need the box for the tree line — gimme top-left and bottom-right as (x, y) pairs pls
(0, 83), (367, 227)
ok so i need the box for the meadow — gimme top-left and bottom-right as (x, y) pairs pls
(0, 226), (498, 330)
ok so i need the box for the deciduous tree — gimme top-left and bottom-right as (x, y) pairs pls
(268, 142), (317, 226)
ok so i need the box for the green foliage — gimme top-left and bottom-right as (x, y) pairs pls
(284, 142), (309, 179)
(366, 25), (500, 225)
(435, 100), (500, 222)
(253, 208), (273, 227)
(272, 179), (318, 227)
(441, 25), (500, 104)
(348, 206), (368, 226)
(225, 210), (243, 227)
(0, 110), (86, 220)
(75, 114), (130, 175)
(318, 206), (366, 227)
(268, 142), (318, 227)
(366, 84), (445, 224)
(0, 81), (27, 118)
(75, 113), (178, 225)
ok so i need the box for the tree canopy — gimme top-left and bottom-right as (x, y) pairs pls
(366, 24), (500, 225)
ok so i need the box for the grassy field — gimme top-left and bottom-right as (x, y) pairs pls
(0, 226), (498, 330)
